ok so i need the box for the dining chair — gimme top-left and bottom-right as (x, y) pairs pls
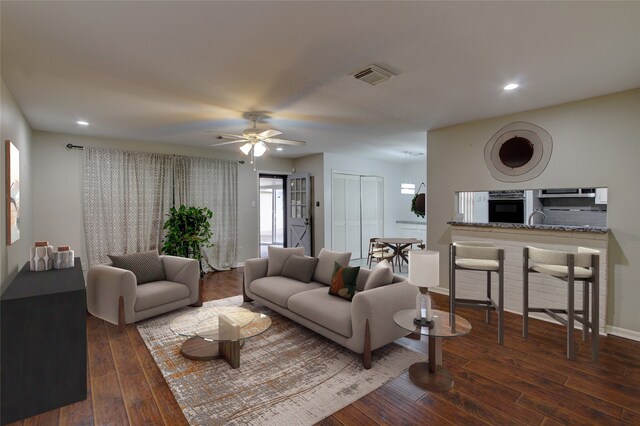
(366, 237), (389, 266)
(369, 242), (395, 271)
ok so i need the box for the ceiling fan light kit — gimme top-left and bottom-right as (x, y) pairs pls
(209, 113), (306, 171)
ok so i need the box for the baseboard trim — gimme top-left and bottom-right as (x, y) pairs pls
(606, 326), (640, 342)
(428, 286), (449, 296)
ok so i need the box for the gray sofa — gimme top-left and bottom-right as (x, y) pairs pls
(243, 254), (418, 368)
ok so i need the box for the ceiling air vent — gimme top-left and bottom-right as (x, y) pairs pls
(352, 64), (395, 86)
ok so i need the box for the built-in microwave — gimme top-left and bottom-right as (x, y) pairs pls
(538, 188), (596, 198)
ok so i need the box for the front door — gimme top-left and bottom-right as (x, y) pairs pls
(287, 172), (311, 255)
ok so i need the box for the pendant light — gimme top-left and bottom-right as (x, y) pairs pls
(401, 152), (416, 194)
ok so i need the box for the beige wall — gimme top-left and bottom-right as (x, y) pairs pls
(32, 131), (294, 269)
(427, 89), (640, 334)
(0, 78), (34, 292)
(293, 154), (324, 256)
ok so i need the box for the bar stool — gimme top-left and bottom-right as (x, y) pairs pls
(523, 246), (600, 361)
(450, 241), (505, 344)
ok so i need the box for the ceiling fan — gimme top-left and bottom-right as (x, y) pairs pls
(209, 113), (306, 169)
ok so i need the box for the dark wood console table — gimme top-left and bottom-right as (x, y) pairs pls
(1, 258), (86, 425)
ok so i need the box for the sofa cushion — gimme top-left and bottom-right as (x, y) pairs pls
(134, 280), (189, 312)
(250, 276), (325, 308)
(267, 246), (305, 276)
(281, 255), (319, 283)
(328, 262), (360, 301)
(288, 287), (353, 337)
(108, 250), (166, 284)
(364, 260), (394, 291)
(312, 248), (351, 285)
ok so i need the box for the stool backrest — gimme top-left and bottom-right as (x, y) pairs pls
(527, 246), (598, 268)
(453, 241), (500, 261)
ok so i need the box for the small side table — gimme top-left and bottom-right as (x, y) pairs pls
(394, 309), (471, 392)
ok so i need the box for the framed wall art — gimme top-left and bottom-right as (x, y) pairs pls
(6, 140), (20, 245)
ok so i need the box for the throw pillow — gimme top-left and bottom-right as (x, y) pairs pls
(363, 259), (394, 291)
(267, 246), (305, 276)
(313, 248), (351, 285)
(108, 250), (166, 285)
(329, 261), (360, 301)
(281, 255), (319, 283)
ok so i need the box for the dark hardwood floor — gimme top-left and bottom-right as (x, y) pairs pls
(9, 268), (640, 425)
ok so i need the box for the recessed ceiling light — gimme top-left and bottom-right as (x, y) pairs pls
(77, 120), (89, 126)
(503, 83), (519, 91)
(276, 147), (283, 151)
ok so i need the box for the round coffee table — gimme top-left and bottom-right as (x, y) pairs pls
(169, 306), (271, 368)
(394, 309), (471, 391)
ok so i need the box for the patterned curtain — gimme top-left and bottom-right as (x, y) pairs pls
(178, 157), (238, 271)
(82, 148), (173, 266)
(82, 147), (238, 270)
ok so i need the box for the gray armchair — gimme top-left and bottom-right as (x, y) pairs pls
(87, 255), (201, 330)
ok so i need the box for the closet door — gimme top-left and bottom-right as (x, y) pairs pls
(331, 174), (347, 252)
(331, 173), (362, 256)
(344, 175), (362, 257)
(360, 176), (384, 259)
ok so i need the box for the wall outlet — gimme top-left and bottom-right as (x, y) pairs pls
(251, 200), (256, 208)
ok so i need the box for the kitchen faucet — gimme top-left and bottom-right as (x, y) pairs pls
(528, 210), (546, 225)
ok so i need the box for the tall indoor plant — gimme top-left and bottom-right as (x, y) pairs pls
(162, 205), (214, 307)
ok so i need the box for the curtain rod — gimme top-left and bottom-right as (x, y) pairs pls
(66, 143), (246, 164)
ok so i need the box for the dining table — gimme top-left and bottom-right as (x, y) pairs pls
(375, 237), (423, 272)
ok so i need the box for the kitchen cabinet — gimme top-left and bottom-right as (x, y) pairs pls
(595, 188), (608, 204)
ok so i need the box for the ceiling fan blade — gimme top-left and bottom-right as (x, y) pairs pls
(265, 138), (306, 146)
(207, 133), (246, 140)
(210, 139), (248, 147)
(258, 129), (282, 139)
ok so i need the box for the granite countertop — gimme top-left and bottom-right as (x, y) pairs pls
(396, 220), (427, 225)
(447, 221), (609, 234)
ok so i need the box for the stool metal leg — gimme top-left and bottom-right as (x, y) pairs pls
(567, 254), (576, 360)
(592, 255), (600, 362)
(498, 252), (504, 345)
(523, 248), (529, 339)
(582, 281), (589, 342)
(486, 271), (491, 325)
(449, 244), (456, 327)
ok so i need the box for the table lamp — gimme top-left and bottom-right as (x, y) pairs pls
(408, 250), (439, 326)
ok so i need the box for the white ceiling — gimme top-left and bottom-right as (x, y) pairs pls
(2, 2), (639, 161)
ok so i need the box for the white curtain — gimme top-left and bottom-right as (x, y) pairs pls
(176, 156), (238, 271)
(82, 147), (238, 270)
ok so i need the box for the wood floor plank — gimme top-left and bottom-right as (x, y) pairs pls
(125, 397), (164, 426)
(464, 360), (625, 423)
(106, 323), (156, 407)
(565, 373), (640, 414)
(353, 390), (452, 425)
(127, 326), (189, 426)
(314, 415), (345, 426)
(22, 409), (59, 426)
(59, 362), (94, 426)
(90, 373), (129, 426)
(516, 393), (600, 425)
(427, 388), (522, 426)
(442, 363), (545, 425)
(86, 316), (116, 379)
(332, 405), (381, 426)
(415, 394), (488, 426)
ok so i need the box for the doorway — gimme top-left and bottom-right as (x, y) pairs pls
(259, 174), (287, 257)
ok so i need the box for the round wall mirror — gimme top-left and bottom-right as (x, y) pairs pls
(484, 122), (552, 182)
(498, 136), (534, 168)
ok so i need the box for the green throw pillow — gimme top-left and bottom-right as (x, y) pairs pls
(328, 261), (360, 301)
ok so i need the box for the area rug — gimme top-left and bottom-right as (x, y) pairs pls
(137, 296), (423, 425)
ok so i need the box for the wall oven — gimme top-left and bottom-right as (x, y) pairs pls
(488, 191), (525, 224)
